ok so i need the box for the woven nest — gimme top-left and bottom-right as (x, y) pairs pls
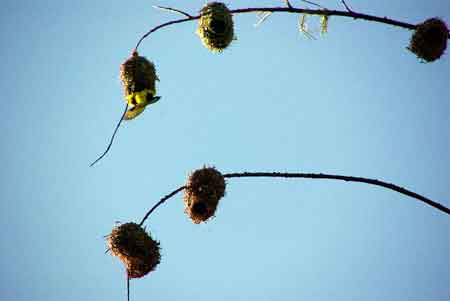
(184, 166), (226, 223)
(196, 2), (234, 52)
(408, 18), (448, 62)
(107, 222), (161, 278)
(120, 52), (160, 119)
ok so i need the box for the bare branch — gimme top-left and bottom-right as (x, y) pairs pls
(135, 16), (195, 50)
(302, 0), (326, 9)
(90, 103), (128, 167)
(341, 0), (353, 13)
(135, 5), (432, 50)
(139, 186), (186, 226)
(138, 171), (450, 226)
(223, 172), (450, 216)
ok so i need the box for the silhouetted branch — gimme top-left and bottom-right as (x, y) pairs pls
(138, 171), (450, 226)
(139, 186), (186, 226)
(135, 4), (443, 50)
(302, 0), (325, 9)
(90, 103), (128, 167)
(224, 172), (450, 215)
(341, 0), (353, 13)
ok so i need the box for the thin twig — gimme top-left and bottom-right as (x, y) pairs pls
(285, 0), (293, 9)
(136, 17), (194, 50)
(153, 5), (193, 18)
(302, 0), (325, 9)
(139, 171), (450, 224)
(139, 186), (186, 226)
(341, 0), (353, 13)
(126, 275), (130, 301)
(135, 5), (434, 50)
(90, 103), (128, 167)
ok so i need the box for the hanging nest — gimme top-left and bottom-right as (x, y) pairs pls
(120, 51), (160, 120)
(107, 222), (161, 278)
(408, 18), (448, 62)
(196, 2), (234, 52)
(184, 166), (226, 223)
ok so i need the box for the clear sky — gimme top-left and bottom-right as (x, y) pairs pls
(1, 0), (449, 300)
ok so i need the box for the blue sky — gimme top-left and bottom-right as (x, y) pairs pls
(0, 0), (449, 300)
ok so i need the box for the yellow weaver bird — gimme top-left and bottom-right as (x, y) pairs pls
(124, 88), (161, 120)
(90, 51), (160, 166)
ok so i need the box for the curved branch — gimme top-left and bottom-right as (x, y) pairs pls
(138, 171), (450, 226)
(139, 186), (186, 226)
(135, 17), (196, 50)
(90, 103), (128, 167)
(223, 172), (450, 215)
(341, 0), (353, 13)
(135, 5), (447, 50)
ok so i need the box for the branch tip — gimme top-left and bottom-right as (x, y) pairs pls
(285, 0), (293, 9)
(302, 0), (325, 9)
(341, 0), (353, 13)
(90, 103), (128, 167)
(152, 6), (193, 18)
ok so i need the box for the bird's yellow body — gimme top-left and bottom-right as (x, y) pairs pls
(124, 88), (158, 120)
